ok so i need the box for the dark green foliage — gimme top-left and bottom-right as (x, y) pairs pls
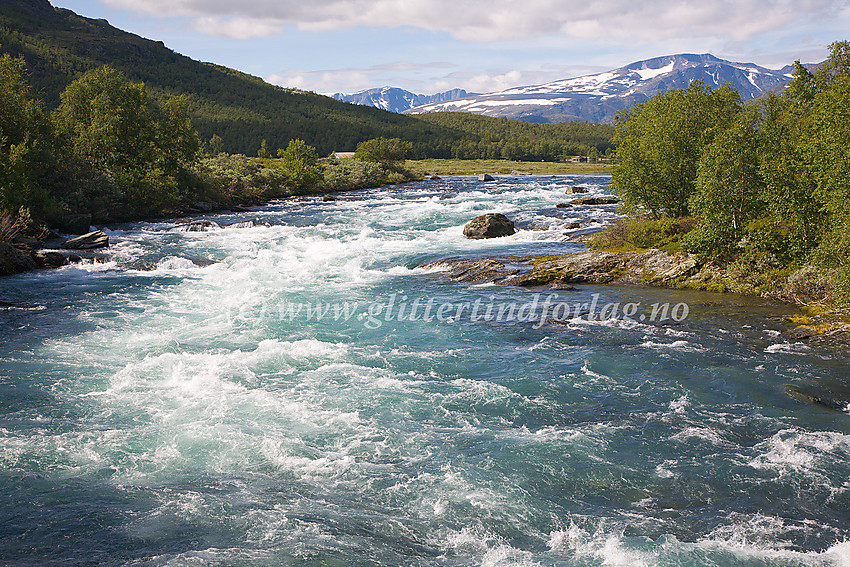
(277, 139), (321, 193)
(0, 53), (54, 215)
(684, 106), (765, 258)
(610, 40), (850, 300)
(411, 112), (615, 161)
(354, 137), (412, 172)
(321, 158), (387, 192)
(611, 81), (742, 218)
(195, 153), (287, 203)
(53, 66), (200, 215)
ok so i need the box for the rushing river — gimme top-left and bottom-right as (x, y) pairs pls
(1, 176), (849, 567)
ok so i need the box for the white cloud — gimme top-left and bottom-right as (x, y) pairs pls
(191, 16), (285, 39)
(102, 0), (846, 43)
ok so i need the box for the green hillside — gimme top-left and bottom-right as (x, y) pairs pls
(0, 0), (613, 159)
(0, 0), (461, 156)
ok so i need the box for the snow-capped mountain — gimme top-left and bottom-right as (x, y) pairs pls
(406, 54), (796, 123)
(332, 87), (474, 113)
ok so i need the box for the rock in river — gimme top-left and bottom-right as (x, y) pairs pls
(569, 196), (620, 206)
(62, 230), (109, 250)
(463, 214), (516, 239)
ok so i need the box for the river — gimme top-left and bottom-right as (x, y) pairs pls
(1, 176), (848, 566)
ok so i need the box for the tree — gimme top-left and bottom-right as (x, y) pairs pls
(258, 138), (270, 158)
(277, 139), (321, 193)
(0, 54), (54, 215)
(208, 134), (225, 156)
(53, 66), (202, 214)
(685, 106), (765, 257)
(354, 137), (412, 172)
(611, 81), (742, 218)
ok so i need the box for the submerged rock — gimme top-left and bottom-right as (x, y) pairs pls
(62, 230), (109, 250)
(463, 213), (516, 239)
(222, 220), (254, 229)
(171, 220), (221, 232)
(555, 202), (571, 208)
(569, 195), (620, 206)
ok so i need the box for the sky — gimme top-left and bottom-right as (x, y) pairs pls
(52, 0), (850, 96)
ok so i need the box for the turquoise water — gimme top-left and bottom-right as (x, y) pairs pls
(1, 176), (849, 566)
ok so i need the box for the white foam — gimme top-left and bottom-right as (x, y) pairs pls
(765, 342), (811, 354)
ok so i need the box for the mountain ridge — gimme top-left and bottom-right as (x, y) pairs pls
(405, 53), (800, 123)
(332, 86), (475, 113)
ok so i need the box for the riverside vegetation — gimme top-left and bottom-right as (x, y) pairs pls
(0, 57), (423, 271)
(588, 41), (850, 311)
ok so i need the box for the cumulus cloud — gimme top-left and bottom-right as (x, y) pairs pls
(102, 0), (845, 42)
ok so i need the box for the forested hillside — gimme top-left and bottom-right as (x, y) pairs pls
(412, 113), (614, 161)
(0, 0), (459, 156)
(0, 0), (613, 160)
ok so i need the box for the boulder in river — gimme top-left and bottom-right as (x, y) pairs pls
(566, 186), (589, 194)
(463, 213), (516, 239)
(478, 173), (495, 182)
(34, 251), (66, 268)
(62, 230), (109, 250)
(555, 202), (571, 208)
(569, 195), (620, 206)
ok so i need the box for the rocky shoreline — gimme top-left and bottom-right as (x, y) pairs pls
(422, 248), (850, 349)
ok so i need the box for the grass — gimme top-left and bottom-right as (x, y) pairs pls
(405, 159), (612, 176)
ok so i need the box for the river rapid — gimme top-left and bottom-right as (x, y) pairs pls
(1, 176), (849, 566)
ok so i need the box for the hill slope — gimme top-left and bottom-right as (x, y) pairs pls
(408, 54), (796, 123)
(0, 0), (460, 155)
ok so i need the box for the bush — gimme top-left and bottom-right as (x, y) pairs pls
(589, 216), (697, 254)
(196, 154), (288, 203)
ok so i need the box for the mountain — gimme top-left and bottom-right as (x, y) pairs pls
(0, 0), (464, 156)
(407, 54), (796, 123)
(332, 87), (474, 113)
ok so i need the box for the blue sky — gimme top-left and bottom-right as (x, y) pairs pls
(53, 0), (850, 95)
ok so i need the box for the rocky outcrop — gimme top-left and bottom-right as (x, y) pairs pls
(423, 248), (700, 288)
(61, 230), (109, 250)
(463, 214), (516, 239)
(0, 242), (38, 276)
(569, 196), (620, 205)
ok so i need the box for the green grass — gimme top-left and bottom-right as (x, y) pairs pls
(406, 159), (611, 176)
